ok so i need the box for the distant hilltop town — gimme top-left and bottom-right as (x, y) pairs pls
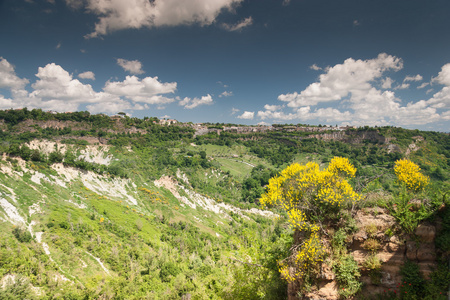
(155, 117), (357, 136)
(7, 108), (358, 136)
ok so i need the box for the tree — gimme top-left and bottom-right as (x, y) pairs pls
(260, 157), (360, 283)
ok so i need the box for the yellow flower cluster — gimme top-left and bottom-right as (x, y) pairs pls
(394, 159), (429, 193)
(287, 208), (309, 231)
(260, 158), (360, 210)
(278, 229), (325, 282)
(294, 230), (324, 278)
(278, 263), (295, 283)
(327, 156), (357, 178)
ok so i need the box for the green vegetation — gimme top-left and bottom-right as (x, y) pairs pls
(0, 109), (448, 299)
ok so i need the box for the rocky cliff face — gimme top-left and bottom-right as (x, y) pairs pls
(290, 208), (440, 299)
(309, 130), (395, 144)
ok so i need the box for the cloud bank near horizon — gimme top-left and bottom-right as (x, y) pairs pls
(0, 57), (213, 114)
(252, 54), (449, 127)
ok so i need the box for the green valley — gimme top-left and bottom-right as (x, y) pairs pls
(0, 109), (448, 299)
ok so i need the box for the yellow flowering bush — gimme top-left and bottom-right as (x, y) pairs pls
(394, 159), (429, 193)
(260, 157), (360, 212)
(261, 157), (360, 283)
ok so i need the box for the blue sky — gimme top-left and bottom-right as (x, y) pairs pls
(0, 0), (449, 131)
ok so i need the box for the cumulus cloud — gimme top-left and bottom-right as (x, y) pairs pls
(278, 53), (403, 107)
(30, 63), (98, 102)
(264, 104), (283, 111)
(0, 57), (206, 114)
(78, 71), (96, 80)
(237, 111), (254, 119)
(432, 63), (450, 86)
(87, 100), (146, 114)
(104, 75), (177, 104)
(0, 57), (29, 91)
(83, 0), (244, 38)
(257, 54), (449, 128)
(427, 87), (450, 109)
(222, 16), (253, 31)
(381, 77), (394, 89)
(117, 58), (144, 75)
(219, 91), (233, 97)
(179, 94), (213, 109)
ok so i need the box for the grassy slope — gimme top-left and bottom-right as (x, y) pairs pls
(0, 143), (289, 299)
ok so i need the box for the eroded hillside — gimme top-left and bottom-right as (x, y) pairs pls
(0, 109), (448, 299)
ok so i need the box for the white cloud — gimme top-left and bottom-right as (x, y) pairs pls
(404, 74), (423, 82)
(432, 63), (450, 86)
(56, 42), (61, 49)
(222, 16), (253, 32)
(257, 110), (296, 120)
(0, 57), (29, 91)
(381, 77), (394, 89)
(427, 87), (450, 109)
(417, 82), (429, 89)
(309, 64), (322, 71)
(179, 94), (213, 109)
(278, 53), (403, 107)
(87, 100), (146, 114)
(442, 110), (450, 120)
(258, 54), (449, 128)
(353, 20), (360, 26)
(425, 64), (450, 109)
(231, 107), (240, 115)
(237, 111), (254, 119)
(282, 0), (291, 6)
(117, 58), (144, 75)
(0, 95), (18, 109)
(78, 71), (96, 80)
(395, 83), (410, 90)
(104, 75), (177, 104)
(0, 57), (178, 114)
(264, 104), (282, 111)
(83, 0), (244, 38)
(219, 91), (233, 97)
(30, 63), (97, 102)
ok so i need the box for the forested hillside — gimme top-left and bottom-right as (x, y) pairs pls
(0, 109), (448, 299)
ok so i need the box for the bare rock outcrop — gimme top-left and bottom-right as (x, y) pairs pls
(292, 208), (438, 299)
